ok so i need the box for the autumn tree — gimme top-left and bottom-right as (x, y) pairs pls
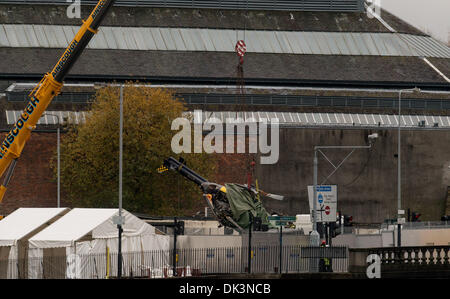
(54, 84), (215, 216)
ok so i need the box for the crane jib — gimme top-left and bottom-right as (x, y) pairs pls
(1, 0), (115, 161)
(51, 40), (79, 79)
(92, 0), (108, 21)
(0, 97), (40, 159)
(0, 0), (116, 202)
(52, 0), (114, 82)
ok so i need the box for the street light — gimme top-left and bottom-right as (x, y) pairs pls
(397, 87), (420, 247)
(44, 113), (62, 208)
(118, 85), (124, 278)
(112, 85), (125, 278)
(311, 134), (379, 247)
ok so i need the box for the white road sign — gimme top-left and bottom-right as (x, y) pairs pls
(308, 185), (338, 223)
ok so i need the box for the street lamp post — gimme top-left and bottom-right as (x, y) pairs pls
(45, 113), (61, 208)
(118, 85), (124, 278)
(311, 151), (319, 246)
(397, 87), (420, 247)
(109, 85), (126, 278)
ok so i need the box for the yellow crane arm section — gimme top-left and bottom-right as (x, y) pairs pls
(0, 0), (116, 203)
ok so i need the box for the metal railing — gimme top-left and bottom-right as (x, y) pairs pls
(0, 0), (365, 12)
(6, 91), (450, 111)
(0, 245), (349, 279)
(182, 93), (450, 110)
(6, 91), (94, 103)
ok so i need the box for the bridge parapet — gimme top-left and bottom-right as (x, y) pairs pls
(350, 246), (450, 278)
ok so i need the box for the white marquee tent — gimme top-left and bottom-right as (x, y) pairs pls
(0, 208), (69, 278)
(28, 208), (170, 279)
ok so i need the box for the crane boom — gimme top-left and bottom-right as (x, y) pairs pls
(0, 0), (116, 203)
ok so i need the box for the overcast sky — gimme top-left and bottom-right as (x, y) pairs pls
(380, 0), (450, 44)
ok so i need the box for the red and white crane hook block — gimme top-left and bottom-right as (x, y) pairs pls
(235, 40), (247, 64)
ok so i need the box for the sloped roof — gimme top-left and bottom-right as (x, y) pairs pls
(0, 208), (68, 247)
(1, 25), (448, 58)
(0, 4), (448, 87)
(429, 58), (450, 78)
(0, 0), (366, 12)
(0, 48), (446, 84)
(194, 110), (450, 129)
(28, 208), (155, 248)
(0, 4), (414, 34)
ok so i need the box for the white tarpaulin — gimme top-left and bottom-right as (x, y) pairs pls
(28, 208), (169, 279)
(0, 208), (68, 279)
(0, 208), (69, 247)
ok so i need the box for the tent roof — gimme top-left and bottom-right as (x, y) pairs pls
(29, 208), (155, 249)
(0, 208), (68, 247)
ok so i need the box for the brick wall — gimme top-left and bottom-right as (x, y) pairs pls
(2, 128), (448, 222)
(0, 132), (68, 215)
(0, 132), (250, 217)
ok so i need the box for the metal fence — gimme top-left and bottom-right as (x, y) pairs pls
(182, 93), (450, 111)
(6, 91), (450, 111)
(0, 0), (365, 12)
(0, 245), (349, 279)
(6, 91), (94, 103)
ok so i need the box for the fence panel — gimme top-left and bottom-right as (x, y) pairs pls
(0, 245), (349, 278)
(6, 90), (450, 113)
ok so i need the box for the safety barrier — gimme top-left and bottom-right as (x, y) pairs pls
(6, 91), (450, 111)
(0, 245), (349, 279)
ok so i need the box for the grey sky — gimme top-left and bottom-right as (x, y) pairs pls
(381, 0), (450, 45)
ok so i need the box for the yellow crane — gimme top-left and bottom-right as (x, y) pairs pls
(0, 0), (116, 203)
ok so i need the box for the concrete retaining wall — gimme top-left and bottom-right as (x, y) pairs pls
(256, 127), (450, 223)
(1, 127), (449, 223)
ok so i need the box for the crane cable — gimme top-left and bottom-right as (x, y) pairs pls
(319, 147), (375, 187)
(342, 147), (374, 187)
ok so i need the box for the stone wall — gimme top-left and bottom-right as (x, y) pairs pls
(255, 127), (450, 223)
(1, 127), (449, 224)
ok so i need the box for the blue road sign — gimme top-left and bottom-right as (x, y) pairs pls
(316, 186), (332, 192)
(318, 194), (323, 204)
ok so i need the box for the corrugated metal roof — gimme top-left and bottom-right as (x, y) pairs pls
(6, 110), (87, 125)
(6, 110), (450, 129)
(186, 111), (450, 129)
(1, 24), (449, 58)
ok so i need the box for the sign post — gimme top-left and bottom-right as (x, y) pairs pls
(248, 214), (251, 274)
(279, 225), (282, 274)
(268, 216), (296, 274)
